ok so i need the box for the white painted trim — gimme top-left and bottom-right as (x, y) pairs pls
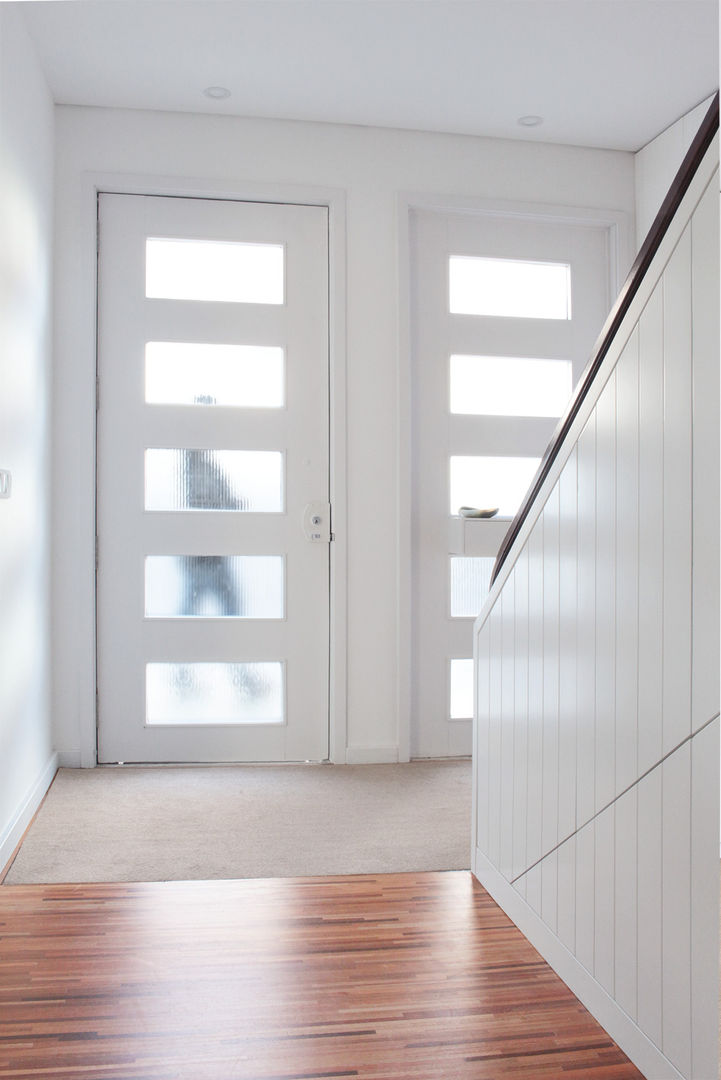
(396, 196), (413, 763)
(396, 192), (633, 761)
(470, 614), (480, 863)
(345, 746), (400, 765)
(474, 149), (719, 633)
(472, 847), (684, 1080)
(54, 170), (348, 766)
(327, 193), (349, 765)
(0, 753), (58, 875)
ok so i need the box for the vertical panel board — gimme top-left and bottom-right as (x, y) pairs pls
(614, 784), (638, 1022)
(525, 862), (542, 918)
(614, 329), (640, 795)
(662, 230), (693, 755)
(499, 576), (515, 880)
(690, 717), (720, 1079)
(486, 605), (503, 869)
(556, 832), (576, 954)
(691, 180), (720, 731)
(594, 374), (617, 811)
(526, 522), (544, 877)
(661, 743), (691, 1077)
(593, 804), (615, 995)
(541, 489), (560, 934)
(636, 764), (663, 1049)
(541, 847), (558, 936)
(512, 548), (530, 880)
(474, 623), (491, 856)
(542, 486), (560, 862)
(576, 417), (596, 827)
(637, 287), (664, 776)
(574, 817), (595, 975)
(558, 450), (578, 844)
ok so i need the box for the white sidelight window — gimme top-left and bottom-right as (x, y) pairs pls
(410, 206), (613, 758)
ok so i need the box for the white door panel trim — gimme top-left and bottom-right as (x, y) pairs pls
(52, 169), (347, 767)
(97, 193), (330, 762)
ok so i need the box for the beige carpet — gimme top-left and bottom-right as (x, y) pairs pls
(3, 760), (471, 885)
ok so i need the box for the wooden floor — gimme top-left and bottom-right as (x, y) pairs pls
(0, 871), (643, 1079)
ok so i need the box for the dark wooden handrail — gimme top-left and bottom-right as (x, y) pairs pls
(490, 91), (719, 586)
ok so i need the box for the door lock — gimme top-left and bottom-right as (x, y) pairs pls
(302, 502), (332, 542)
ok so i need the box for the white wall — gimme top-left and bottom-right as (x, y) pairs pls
(635, 96), (714, 248)
(0, 9), (56, 865)
(472, 138), (719, 1079)
(51, 103), (634, 765)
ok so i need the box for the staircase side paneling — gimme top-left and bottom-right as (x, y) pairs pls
(472, 164), (719, 1080)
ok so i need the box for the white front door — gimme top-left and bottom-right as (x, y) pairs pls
(96, 193), (330, 763)
(411, 208), (613, 758)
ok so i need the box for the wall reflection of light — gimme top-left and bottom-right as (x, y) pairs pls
(0, 148), (53, 815)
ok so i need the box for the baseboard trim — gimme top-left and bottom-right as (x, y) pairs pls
(472, 846), (684, 1080)
(0, 752), (58, 879)
(345, 746), (399, 765)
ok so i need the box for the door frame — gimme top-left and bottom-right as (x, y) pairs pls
(57, 171), (348, 767)
(396, 192), (634, 761)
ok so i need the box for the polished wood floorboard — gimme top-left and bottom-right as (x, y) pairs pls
(0, 871), (643, 1079)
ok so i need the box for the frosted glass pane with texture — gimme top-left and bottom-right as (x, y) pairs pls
(146, 238), (284, 304)
(146, 662), (283, 725)
(450, 354), (572, 417)
(450, 659), (474, 719)
(450, 557), (494, 617)
(145, 343), (284, 407)
(450, 455), (540, 517)
(145, 449), (283, 512)
(449, 256), (571, 319)
(145, 556), (283, 618)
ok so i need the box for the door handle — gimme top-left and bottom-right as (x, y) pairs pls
(302, 502), (332, 542)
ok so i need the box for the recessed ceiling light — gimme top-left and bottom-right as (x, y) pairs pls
(203, 86), (231, 100)
(518, 115), (543, 127)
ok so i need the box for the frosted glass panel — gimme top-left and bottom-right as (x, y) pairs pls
(450, 455), (540, 518)
(146, 238), (284, 304)
(450, 354), (572, 417)
(449, 256), (571, 319)
(145, 343), (284, 408)
(450, 659), (473, 719)
(450, 557), (495, 618)
(145, 449), (283, 512)
(145, 556), (283, 618)
(146, 662), (283, 725)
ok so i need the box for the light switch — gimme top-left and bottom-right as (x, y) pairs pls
(0, 470), (12, 499)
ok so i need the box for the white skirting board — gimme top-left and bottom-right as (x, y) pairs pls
(0, 752), (58, 874)
(472, 847), (684, 1080)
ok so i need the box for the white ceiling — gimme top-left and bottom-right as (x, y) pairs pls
(18, 0), (719, 151)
